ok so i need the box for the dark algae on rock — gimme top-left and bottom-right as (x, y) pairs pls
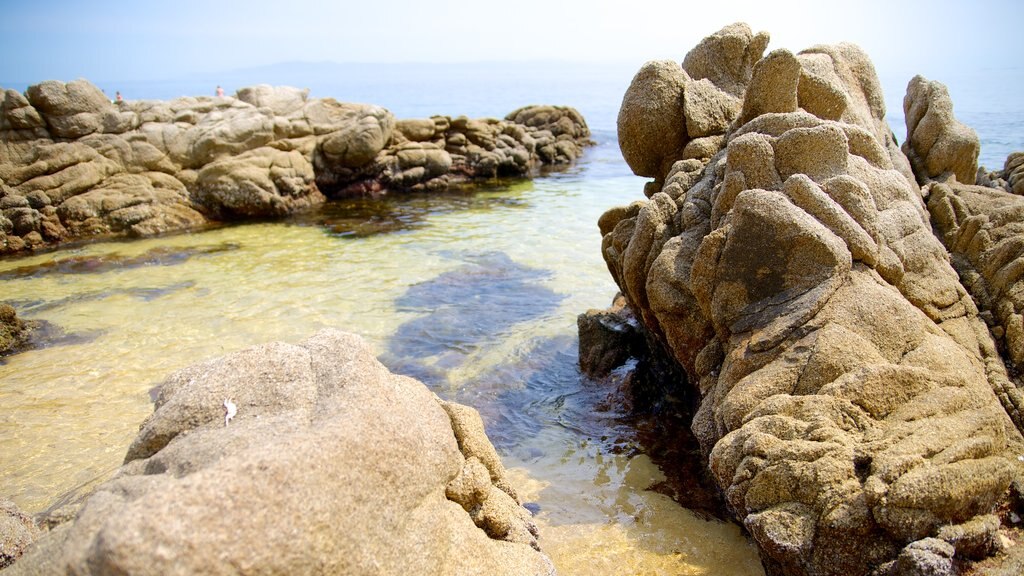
(591, 21), (1024, 576)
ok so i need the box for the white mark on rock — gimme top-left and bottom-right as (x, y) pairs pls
(224, 399), (237, 426)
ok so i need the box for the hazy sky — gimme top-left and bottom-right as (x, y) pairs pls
(0, 0), (1019, 83)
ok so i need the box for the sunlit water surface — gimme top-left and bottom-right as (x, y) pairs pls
(0, 132), (763, 574)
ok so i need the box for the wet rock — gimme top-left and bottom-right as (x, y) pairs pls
(577, 294), (642, 378)
(0, 303), (33, 356)
(7, 329), (554, 575)
(601, 21), (1024, 576)
(0, 499), (39, 569)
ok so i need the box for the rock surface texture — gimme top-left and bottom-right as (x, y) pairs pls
(0, 80), (589, 254)
(6, 329), (554, 575)
(0, 303), (32, 356)
(601, 23), (1024, 576)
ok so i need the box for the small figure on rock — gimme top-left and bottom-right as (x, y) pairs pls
(216, 85), (224, 98)
(115, 91), (123, 103)
(223, 398), (237, 426)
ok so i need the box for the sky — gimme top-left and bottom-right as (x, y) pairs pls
(0, 0), (1020, 84)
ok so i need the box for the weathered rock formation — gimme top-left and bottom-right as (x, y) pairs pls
(900, 76), (1024, 436)
(0, 80), (589, 255)
(0, 499), (39, 569)
(0, 303), (33, 356)
(599, 23), (1024, 576)
(7, 329), (554, 575)
(977, 152), (1024, 197)
(902, 75), (980, 185)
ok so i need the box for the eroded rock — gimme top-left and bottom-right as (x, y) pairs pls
(903, 75), (980, 185)
(601, 22), (1024, 576)
(1, 81), (591, 255)
(7, 329), (553, 575)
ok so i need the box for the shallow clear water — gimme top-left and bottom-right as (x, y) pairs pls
(0, 131), (763, 574)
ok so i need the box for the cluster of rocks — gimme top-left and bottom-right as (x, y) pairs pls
(0, 80), (589, 255)
(4, 329), (554, 575)
(593, 22), (1024, 576)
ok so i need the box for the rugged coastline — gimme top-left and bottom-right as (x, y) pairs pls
(0, 80), (590, 255)
(3, 21), (1024, 576)
(592, 22), (1024, 576)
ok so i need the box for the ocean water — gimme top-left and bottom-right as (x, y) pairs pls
(1, 58), (1021, 573)
(8, 60), (1015, 168)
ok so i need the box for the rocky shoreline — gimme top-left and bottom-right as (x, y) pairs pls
(589, 22), (1024, 576)
(0, 80), (590, 255)
(5, 22), (1024, 576)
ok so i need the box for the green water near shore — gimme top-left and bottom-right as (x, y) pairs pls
(0, 136), (763, 574)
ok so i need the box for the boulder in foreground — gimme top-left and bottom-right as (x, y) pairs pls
(7, 329), (553, 575)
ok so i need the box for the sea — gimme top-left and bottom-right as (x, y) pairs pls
(0, 60), (1021, 574)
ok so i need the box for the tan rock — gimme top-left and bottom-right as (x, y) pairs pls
(193, 147), (324, 219)
(8, 330), (553, 575)
(902, 75), (980, 185)
(682, 22), (770, 99)
(603, 23), (1024, 576)
(683, 79), (740, 138)
(617, 60), (688, 179)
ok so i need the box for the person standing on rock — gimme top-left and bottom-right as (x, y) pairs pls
(115, 91), (123, 103)
(216, 85), (224, 97)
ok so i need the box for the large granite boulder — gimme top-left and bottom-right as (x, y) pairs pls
(902, 75), (980, 185)
(617, 23), (768, 187)
(0, 81), (591, 255)
(7, 329), (553, 575)
(600, 22), (1024, 576)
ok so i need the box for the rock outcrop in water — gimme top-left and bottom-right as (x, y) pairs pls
(597, 22), (1024, 576)
(0, 80), (589, 255)
(0, 303), (33, 356)
(7, 329), (553, 575)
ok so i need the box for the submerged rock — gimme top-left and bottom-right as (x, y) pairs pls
(0, 303), (33, 356)
(7, 329), (554, 575)
(0, 81), (590, 255)
(600, 22), (1024, 576)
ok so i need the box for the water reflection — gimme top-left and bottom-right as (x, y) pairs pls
(295, 187), (529, 239)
